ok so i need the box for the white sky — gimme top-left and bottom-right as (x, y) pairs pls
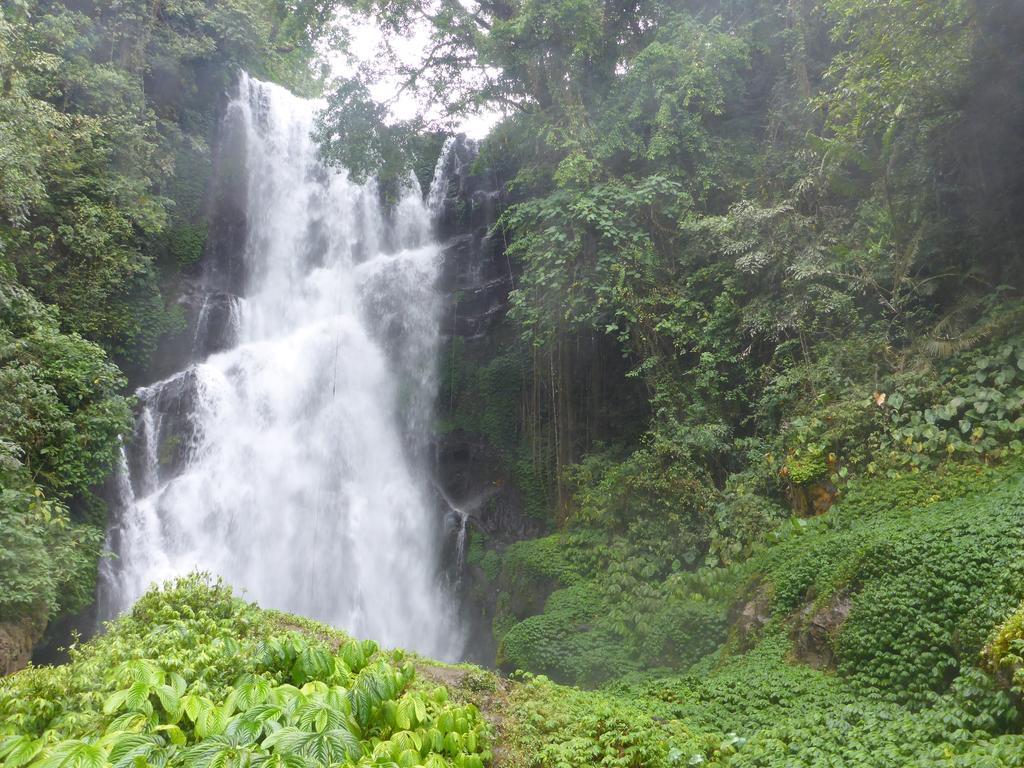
(325, 11), (502, 139)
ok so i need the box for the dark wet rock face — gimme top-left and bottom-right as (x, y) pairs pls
(429, 137), (549, 663)
(0, 608), (47, 675)
(125, 369), (203, 496)
(433, 136), (499, 240)
(144, 370), (202, 482)
(434, 430), (542, 544)
(202, 103), (250, 297)
(127, 105), (247, 487)
(192, 291), (240, 357)
(435, 138), (512, 349)
(792, 591), (852, 669)
(432, 136), (525, 543)
(149, 103), (248, 381)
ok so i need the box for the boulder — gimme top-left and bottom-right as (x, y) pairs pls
(0, 607), (47, 676)
(729, 583), (773, 650)
(789, 479), (839, 517)
(792, 591), (853, 669)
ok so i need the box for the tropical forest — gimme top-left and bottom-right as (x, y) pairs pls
(2, 0), (1024, 765)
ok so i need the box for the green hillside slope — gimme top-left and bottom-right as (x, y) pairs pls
(5, 461), (1024, 767)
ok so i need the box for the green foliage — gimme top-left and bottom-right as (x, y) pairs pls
(500, 582), (637, 686)
(834, 493), (1024, 697)
(0, 576), (491, 768)
(706, 455), (789, 567)
(498, 617), (1023, 767)
(162, 224), (208, 269)
(878, 336), (1024, 470)
(439, 344), (524, 453)
(437, 339), (555, 521)
(0, 274), (130, 620)
(503, 673), (704, 768)
(314, 81), (425, 192)
(984, 600), (1024, 696)
(325, 0), (1024, 550)
(493, 519), (738, 684)
(0, 477), (103, 621)
(565, 437), (716, 566)
(501, 576), (730, 686)
(0, 276), (131, 502)
(498, 536), (582, 594)
(726, 463), (1024, 704)
(494, 455), (1024, 715)
(619, 633), (1024, 768)
(464, 531), (500, 584)
(4, 0), (1024, 762)
(313, 5), (1024, 759)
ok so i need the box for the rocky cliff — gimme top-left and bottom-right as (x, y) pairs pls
(429, 137), (545, 662)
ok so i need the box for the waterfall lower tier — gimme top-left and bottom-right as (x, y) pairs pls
(99, 75), (464, 661)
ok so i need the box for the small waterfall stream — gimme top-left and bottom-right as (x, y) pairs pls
(99, 75), (464, 660)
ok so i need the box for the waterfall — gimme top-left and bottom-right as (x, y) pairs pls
(100, 74), (464, 660)
(426, 136), (457, 215)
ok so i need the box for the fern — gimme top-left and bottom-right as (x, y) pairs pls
(923, 298), (1024, 359)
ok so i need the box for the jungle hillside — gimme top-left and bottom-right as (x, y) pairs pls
(3, 0), (1024, 765)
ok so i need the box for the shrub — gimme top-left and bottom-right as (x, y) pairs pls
(500, 582), (638, 686)
(0, 576), (492, 768)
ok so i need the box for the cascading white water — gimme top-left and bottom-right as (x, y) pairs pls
(99, 74), (463, 660)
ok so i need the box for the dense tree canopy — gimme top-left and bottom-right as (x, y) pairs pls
(321, 0), (1024, 528)
(0, 0), (340, 370)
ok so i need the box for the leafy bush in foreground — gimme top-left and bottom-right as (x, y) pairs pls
(0, 576), (490, 768)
